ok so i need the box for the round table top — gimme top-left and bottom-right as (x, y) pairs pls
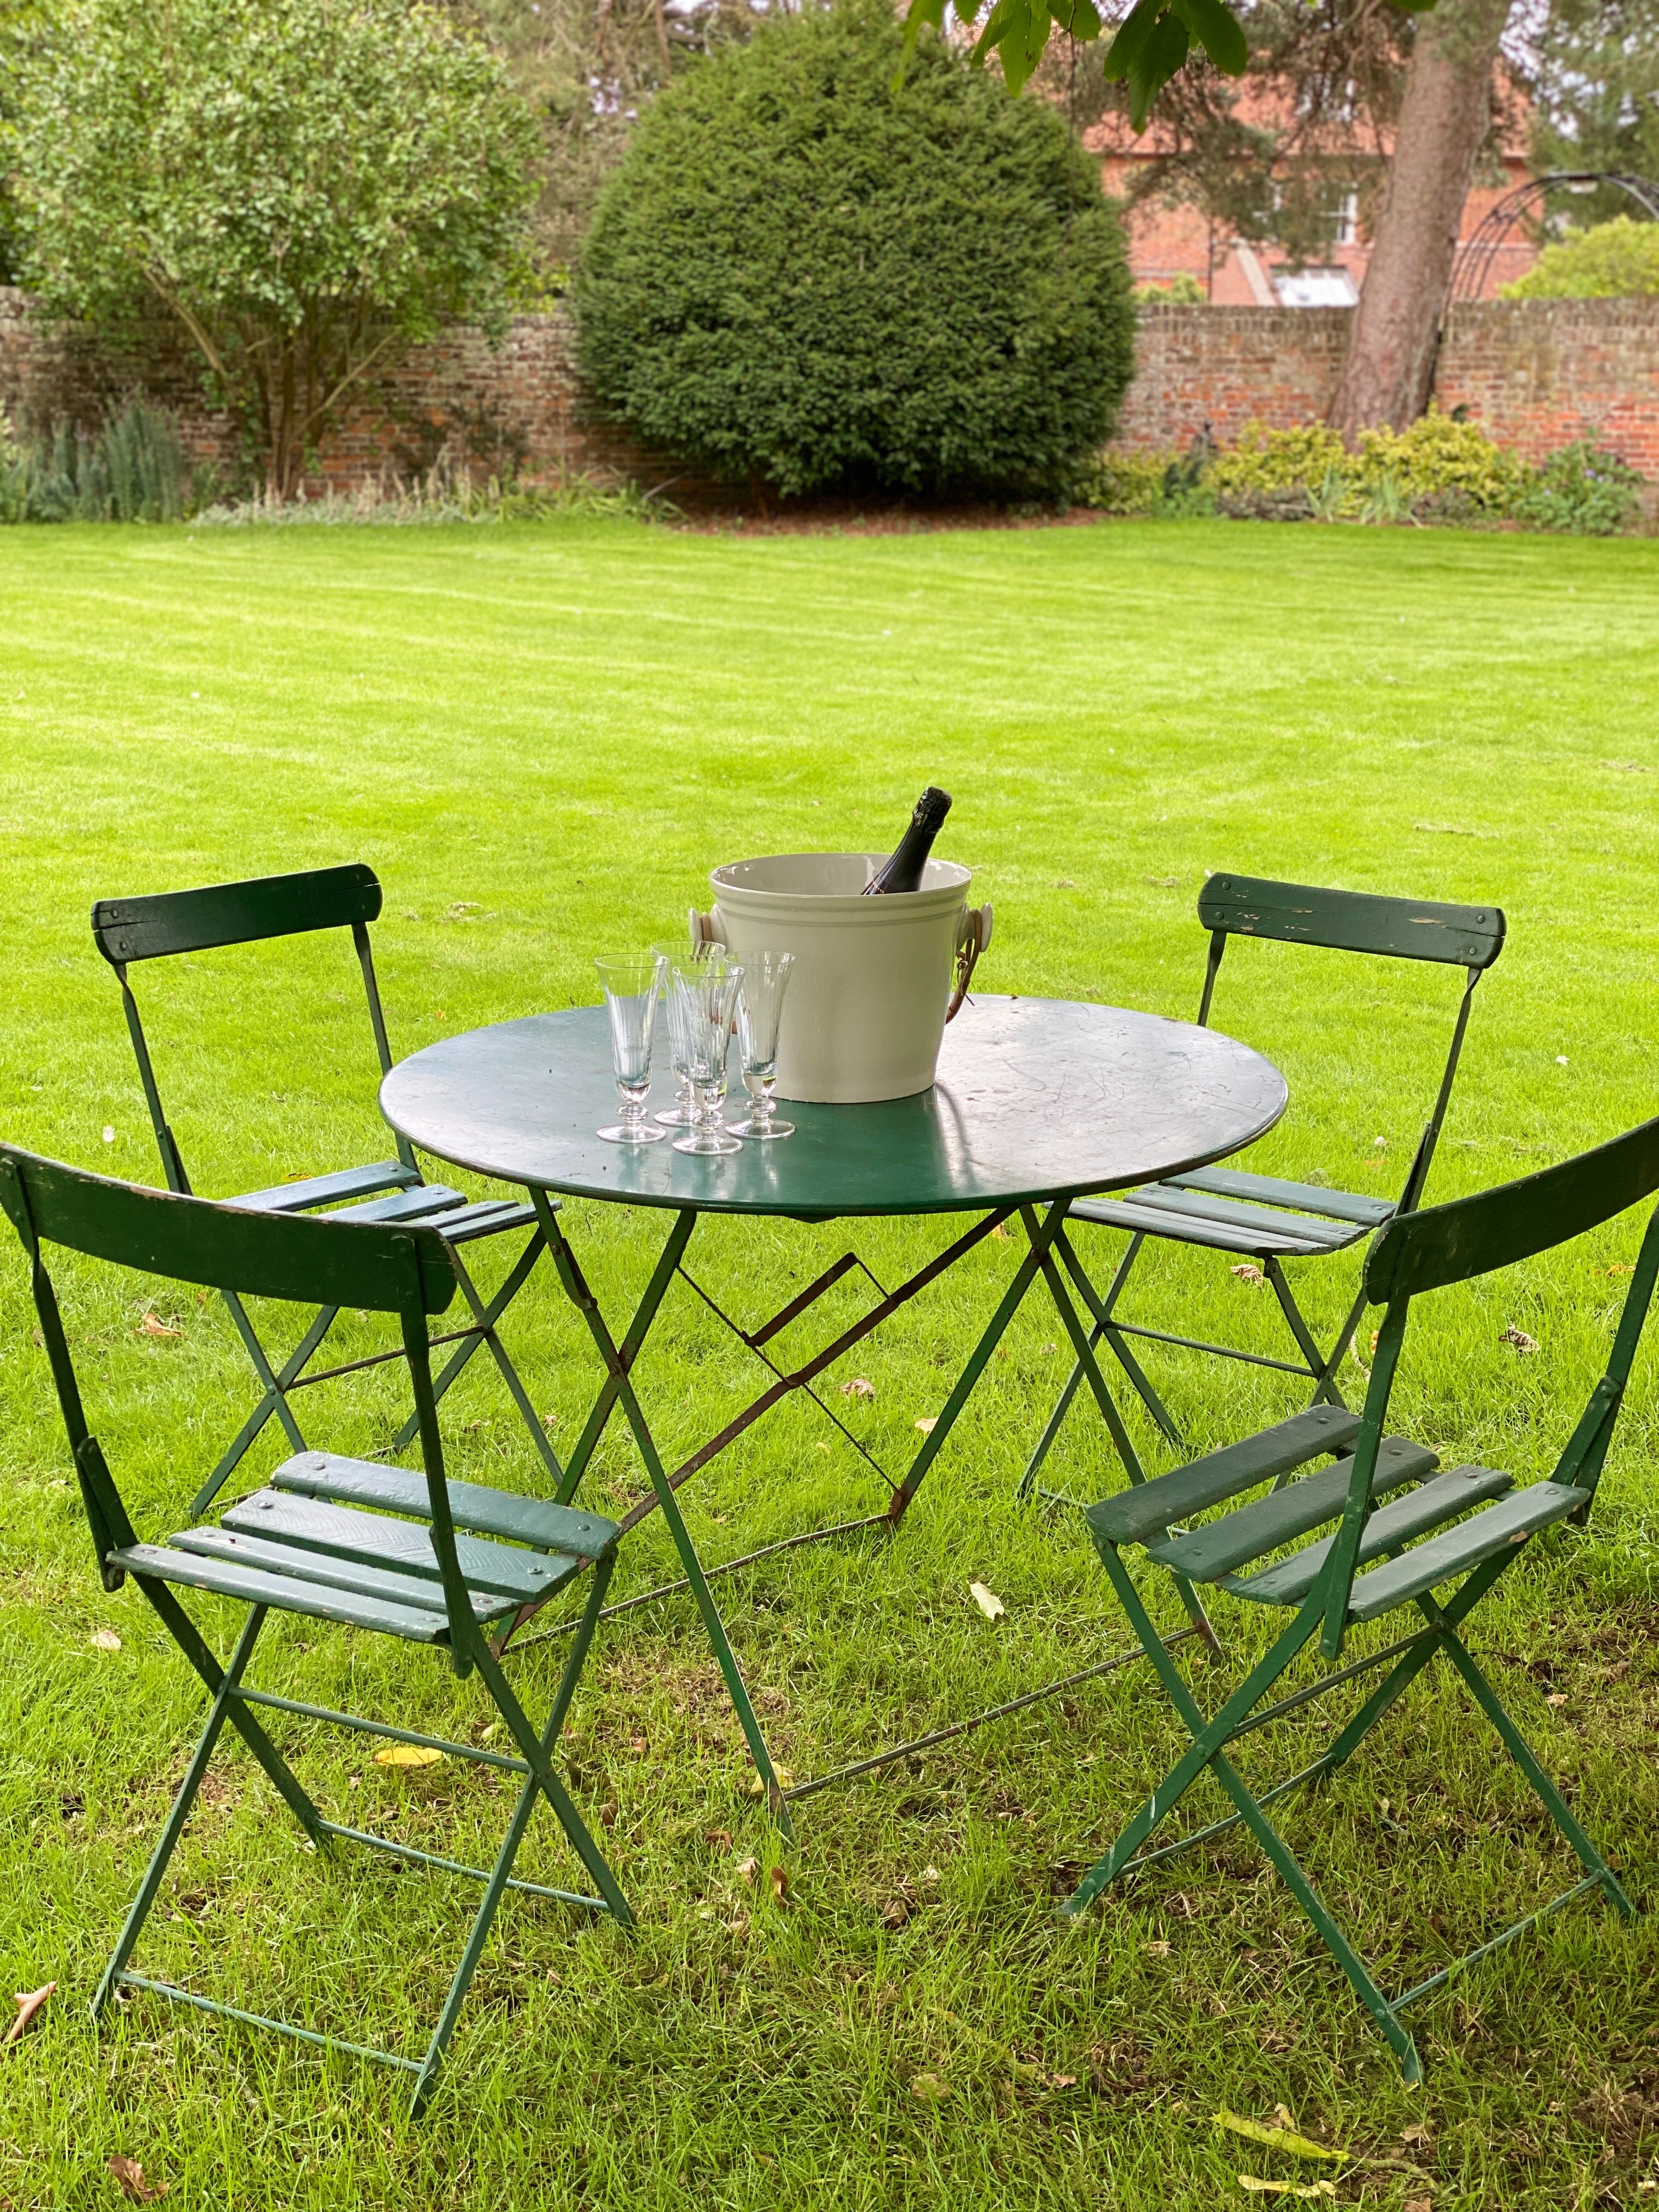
(380, 996), (1286, 1221)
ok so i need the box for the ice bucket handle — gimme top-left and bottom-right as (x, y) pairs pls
(690, 906), (722, 946)
(946, 904), (992, 1024)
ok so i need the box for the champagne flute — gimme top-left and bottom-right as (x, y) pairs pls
(651, 939), (710, 1127)
(670, 956), (744, 1156)
(595, 954), (667, 1144)
(728, 950), (795, 1139)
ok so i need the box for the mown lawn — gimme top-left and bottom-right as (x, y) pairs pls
(2, 514), (1658, 2211)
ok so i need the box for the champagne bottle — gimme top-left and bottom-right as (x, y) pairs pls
(861, 786), (952, 896)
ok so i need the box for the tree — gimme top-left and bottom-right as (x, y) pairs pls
(575, 0), (1137, 498)
(1528, 0), (1659, 223)
(1503, 213), (1659, 295)
(12, 0), (541, 495)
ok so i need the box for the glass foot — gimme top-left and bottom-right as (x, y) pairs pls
(726, 1117), (793, 1139)
(672, 1128), (743, 1155)
(598, 1122), (667, 1144)
(654, 1103), (697, 1126)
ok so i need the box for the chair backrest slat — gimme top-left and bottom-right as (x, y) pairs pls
(1199, 874), (1505, 970)
(0, 1146), (455, 1316)
(91, 865), (382, 967)
(1364, 1115), (1659, 1304)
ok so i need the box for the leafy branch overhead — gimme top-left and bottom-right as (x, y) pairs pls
(902, 0), (1436, 123)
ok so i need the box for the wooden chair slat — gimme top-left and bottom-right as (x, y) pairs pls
(168, 1526), (508, 1620)
(1346, 1482), (1585, 1621)
(91, 865), (382, 966)
(232, 1161), (422, 1212)
(1228, 1462), (1515, 1606)
(109, 1541), (451, 1641)
(1085, 1405), (1361, 1547)
(1367, 1112), (1659, 1305)
(1068, 1194), (1341, 1259)
(0, 1146), (456, 1316)
(273, 1452), (617, 1559)
(1198, 874), (1505, 968)
(222, 1491), (579, 1603)
(1163, 1167), (1395, 1228)
(1098, 1183), (1365, 1249)
(1144, 1435), (1437, 1582)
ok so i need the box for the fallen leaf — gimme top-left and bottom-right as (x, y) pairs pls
(1500, 1325), (1538, 1354)
(1237, 2181), (1335, 2202)
(745, 1766), (793, 1797)
(1604, 1265), (1635, 1277)
(969, 1582), (1006, 1621)
(910, 2072), (950, 2102)
(1049, 2072), (1079, 2088)
(769, 1864), (789, 1905)
(881, 1897), (915, 1929)
(816, 1441), (831, 1452)
(4, 1983), (54, 2046)
(840, 1376), (875, 1399)
(735, 1855), (759, 1884)
(1400, 2123), (1432, 2148)
(704, 1828), (732, 1850)
(139, 1314), (182, 1340)
(1404, 2200), (1432, 2212)
(921, 1864), (941, 1882)
(90, 1628), (122, 1653)
(1545, 1692), (1568, 1708)
(990, 1223), (1011, 1239)
(1142, 1940), (1170, 1957)
(1215, 2112), (1341, 2162)
(373, 1743), (444, 1770)
(108, 2157), (166, 2203)
(1231, 1264), (1265, 1285)
(914, 1417), (938, 1434)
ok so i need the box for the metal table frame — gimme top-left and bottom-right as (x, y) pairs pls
(380, 998), (1288, 1832)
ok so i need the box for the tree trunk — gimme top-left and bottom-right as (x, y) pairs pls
(1329, 0), (1514, 437)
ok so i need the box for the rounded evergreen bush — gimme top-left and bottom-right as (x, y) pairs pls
(574, 0), (1135, 499)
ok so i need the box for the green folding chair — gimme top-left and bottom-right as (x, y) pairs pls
(1062, 1110), (1659, 2080)
(92, 864), (561, 1514)
(1023, 875), (1505, 1489)
(0, 1142), (627, 2111)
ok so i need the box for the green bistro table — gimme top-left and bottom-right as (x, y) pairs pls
(380, 994), (1287, 1827)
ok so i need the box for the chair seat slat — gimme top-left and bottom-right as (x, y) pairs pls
(1162, 1167), (1396, 1228)
(223, 1491), (581, 1601)
(1085, 1405), (1361, 1547)
(1097, 1185), (1366, 1249)
(109, 1542), (451, 1642)
(273, 1452), (617, 1558)
(1346, 1481), (1582, 1621)
(169, 1525), (512, 1620)
(1228, 1463), (1515, 1606)
(232, 1161), (423, 1213)
(1145, 1436), (1438, 1583)
(1068, 1195), (1343, 1258)
(325, 1186), (473, 1227)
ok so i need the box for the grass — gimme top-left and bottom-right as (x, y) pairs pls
(2, 514), (1659, 2210)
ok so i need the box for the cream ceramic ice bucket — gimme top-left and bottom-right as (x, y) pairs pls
(693, 853), (991, 1104)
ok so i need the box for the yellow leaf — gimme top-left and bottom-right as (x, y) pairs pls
(969, 1582), (1006, 1621)
(1237, 2180), (1336, 2200)
(374, 1744), (445, 1770)
(140, 1313), (183, 1340)
(1215, 2112), (1341, 2162)
(914, 1417), (938, 1434)
(744, 1767), (793, 1797)
(90, 1628), (122, 1653)
(911, 2072), (950, 2102)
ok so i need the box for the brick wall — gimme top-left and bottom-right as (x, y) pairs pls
(0, 287), (685, 496)
(8, 286), (1659, 493)
(1118, 297), (1659, 478)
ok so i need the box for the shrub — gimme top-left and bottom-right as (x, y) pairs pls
(574, 0), (1136, 499)
(1073, 448), (1169, 516)
(1511, 438), (1644, 536)
(1209, 421), (1353, 518)
(1137, 274), (1206, 304)
(1355, 410), (1523, 512)
(1501, 216), (1659, 300)
(0, 399), (197, 522)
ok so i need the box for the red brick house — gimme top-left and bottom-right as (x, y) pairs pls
(1089, 83), (1537, 304)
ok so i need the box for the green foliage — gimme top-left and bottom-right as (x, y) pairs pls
(1136, 273), (1206, 302)
(1510, 438), (1645, 537)
(0, 399), (196, 521)
(1093, 410), (1644, 535)
(576, 0), (1137, 500)
(10, 0), (539, 498)
(1502, 216), (1659, 300)
(1530, 0), (1659, 223)
(191, 465), (676, 528)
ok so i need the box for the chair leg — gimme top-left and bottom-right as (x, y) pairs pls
(191, 1297), (341, 1516)
(389, 1232), (562, 1486)
(411, 1556), (626, 2114)
(1263, 1258), (1351, 1416)
(1054, 1228), (1184, 1447)
(94, 1605), (270, 2018)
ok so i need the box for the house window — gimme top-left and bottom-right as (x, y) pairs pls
(1271, 266), (1361, 307)
(1333, 191), (1359, 246)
